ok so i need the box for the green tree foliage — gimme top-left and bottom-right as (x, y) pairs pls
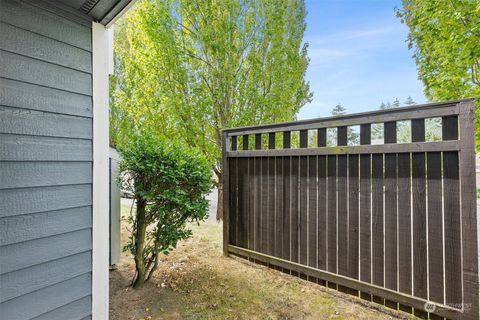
(396, 0), (480, 145)
(111, 0), (312, 219)
(119, 135), (213, 288)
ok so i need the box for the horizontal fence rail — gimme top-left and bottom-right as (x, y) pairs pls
(222, 99), (479, 320)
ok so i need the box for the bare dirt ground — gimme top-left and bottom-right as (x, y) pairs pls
(110, 205), (410, 320)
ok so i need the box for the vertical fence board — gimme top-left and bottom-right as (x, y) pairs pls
(318, 155), (327, 270)
(337, 126), (348, 146)
(275, 157), (283, 258)
(261, 155), (269, 254)
(253, 157), (261, 252)
(282, 132), (291, 264)
(337, 155), (348, 276)
(300, 156), (308, 265)
(242, 135), (249, 150)
(443, 153), (462, 307)
(327, 155), (337, 275)
(255, 134), (262, 150)
(291, 156), (299, 265)
(283, 155), (291, 262)
(229, 158), (238, 246)
(300, 130), (308, 148)
(283, 131), (292, 260)
(269, 134), (277, 257)
(372, 154), (384, 288)
(318, 128), (327, 148)
(427, 152), (443, 304)
(231, 136), (237, 151)
(398, 153), (412, 295)
(238, 157), (249, 248)
(337, 127), (348, 277)
(384, 122), (397, 293)
(348, 154), (359, 279)
(412, 119), (427, 300)
(248, 158), (255, 251)
(360, 124), (371, 286)
(242, 136), (252, 251)
(269, 133), (276, 150)
(318, 128), (327, 272)
(308, 156), (317, 268)
(268, 157), (276, 256)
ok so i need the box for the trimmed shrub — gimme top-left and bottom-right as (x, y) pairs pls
(119, 135), (213, 288)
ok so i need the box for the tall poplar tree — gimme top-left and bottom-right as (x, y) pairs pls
(111, 0), (312, 219)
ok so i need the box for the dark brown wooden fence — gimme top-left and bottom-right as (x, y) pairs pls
(222, 99), (479, 320)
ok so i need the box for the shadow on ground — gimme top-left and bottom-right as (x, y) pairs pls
(110, 205), (408, 320)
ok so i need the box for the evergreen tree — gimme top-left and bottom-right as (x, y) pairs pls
(331, 103), (347, 116)
(328, 104), (359, 145)
(393, 98), (400, 108)
(404, 96), (416, 105)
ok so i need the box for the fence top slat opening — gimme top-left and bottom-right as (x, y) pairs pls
(227, 140), (460, 157)
(223, 99), (472, 137)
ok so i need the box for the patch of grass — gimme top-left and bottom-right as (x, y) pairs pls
(110, 204), (407, 319)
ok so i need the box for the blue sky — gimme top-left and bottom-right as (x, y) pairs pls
(298, 0), (426, 120)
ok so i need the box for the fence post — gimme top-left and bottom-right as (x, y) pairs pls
(222, 131), (230, 256)
(458, 99), (479, 320)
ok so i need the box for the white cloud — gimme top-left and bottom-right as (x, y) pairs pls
(305, 24), (407, 66)
(309, 25), (402, 44)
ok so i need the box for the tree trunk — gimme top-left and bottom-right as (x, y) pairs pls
(216, 171), (223, 221)
(133, 198), (148, 289)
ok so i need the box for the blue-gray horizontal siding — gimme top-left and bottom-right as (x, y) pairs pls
(0, 0), (92, 51)
(0, 22), (92, 73)
(0, 229), (92, 274)
(0, 273), (92, 320)
(0, 50), (92, 95)
(0, 162), (92, 189)
(31, 295), (92, 320)
(0, 184), (92, 218)
(0, 78), (92, 117)
(0, 0), (93, 318)
(1, 251), (92, 303)
(0, 105), (92, 139)
(0, 206), (92, 246)
(0, 134), (92, 161)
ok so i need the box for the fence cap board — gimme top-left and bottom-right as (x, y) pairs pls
(223, 98), (473, 136)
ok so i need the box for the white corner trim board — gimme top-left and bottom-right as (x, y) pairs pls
(92, 22), (110, 320)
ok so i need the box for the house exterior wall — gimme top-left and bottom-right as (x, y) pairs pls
(0, 0), (94, 319)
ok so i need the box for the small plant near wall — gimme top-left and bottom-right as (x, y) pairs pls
(119, 135), (213, 289)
